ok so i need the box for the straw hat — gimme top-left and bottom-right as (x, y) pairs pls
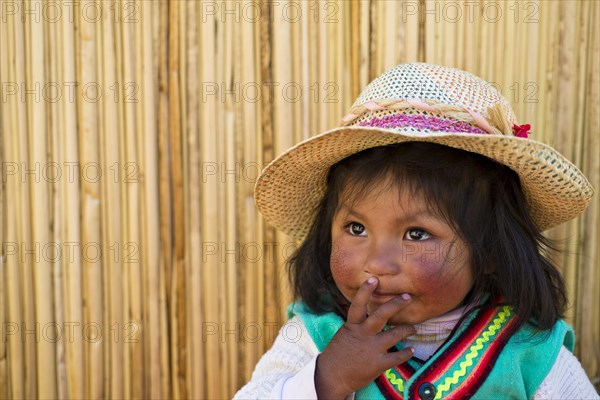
(254, 62), (594, 241)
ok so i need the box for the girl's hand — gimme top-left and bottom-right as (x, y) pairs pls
(315, 277), (415, 399)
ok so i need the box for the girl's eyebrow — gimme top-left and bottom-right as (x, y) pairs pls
(338, 204), (445, 225)
(338, 207), (367, 221)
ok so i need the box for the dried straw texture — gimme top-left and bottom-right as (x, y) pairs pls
(0, 1), (598, 398)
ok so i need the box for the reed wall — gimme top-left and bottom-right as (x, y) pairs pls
(1, 0), (598, 398)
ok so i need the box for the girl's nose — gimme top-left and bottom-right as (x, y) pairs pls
(363, 241), (402, 277)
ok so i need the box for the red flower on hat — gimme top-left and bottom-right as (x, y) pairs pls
(513, 123), (531, 138)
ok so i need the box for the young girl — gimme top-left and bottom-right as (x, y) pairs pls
(235, 63), (598, 399)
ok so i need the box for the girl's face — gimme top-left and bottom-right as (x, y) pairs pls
(330, 180), (474, 326)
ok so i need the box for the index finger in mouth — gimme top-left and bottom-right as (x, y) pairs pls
(346, 277), (379, 325)
(363, 293), (411, 334)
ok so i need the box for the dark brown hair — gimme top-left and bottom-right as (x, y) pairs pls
(287, 142), (567, 332)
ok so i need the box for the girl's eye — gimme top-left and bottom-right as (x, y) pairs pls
(346, 222), (366, 236)
(405, 228), (430, 241)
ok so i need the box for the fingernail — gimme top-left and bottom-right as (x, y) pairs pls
(409, 347), (415, 354)
(401, 293), (411, 301)
(367, 277), (377, 285)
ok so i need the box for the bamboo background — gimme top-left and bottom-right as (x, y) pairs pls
(0, 0), (598, 398)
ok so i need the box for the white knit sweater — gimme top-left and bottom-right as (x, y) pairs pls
(234, 316), (599, 399)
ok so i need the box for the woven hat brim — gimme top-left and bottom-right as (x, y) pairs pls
(254, 127), (595, 242)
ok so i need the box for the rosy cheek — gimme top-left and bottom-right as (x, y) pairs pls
(410, 258), (447, 290)
(409, 244), (456, 289)
(413, 244), (470, 291)
(415, 242), (447, 270)
(330, 248), (354, 283)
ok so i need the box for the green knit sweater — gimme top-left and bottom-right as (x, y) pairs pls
(288, 301), (573, 399)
